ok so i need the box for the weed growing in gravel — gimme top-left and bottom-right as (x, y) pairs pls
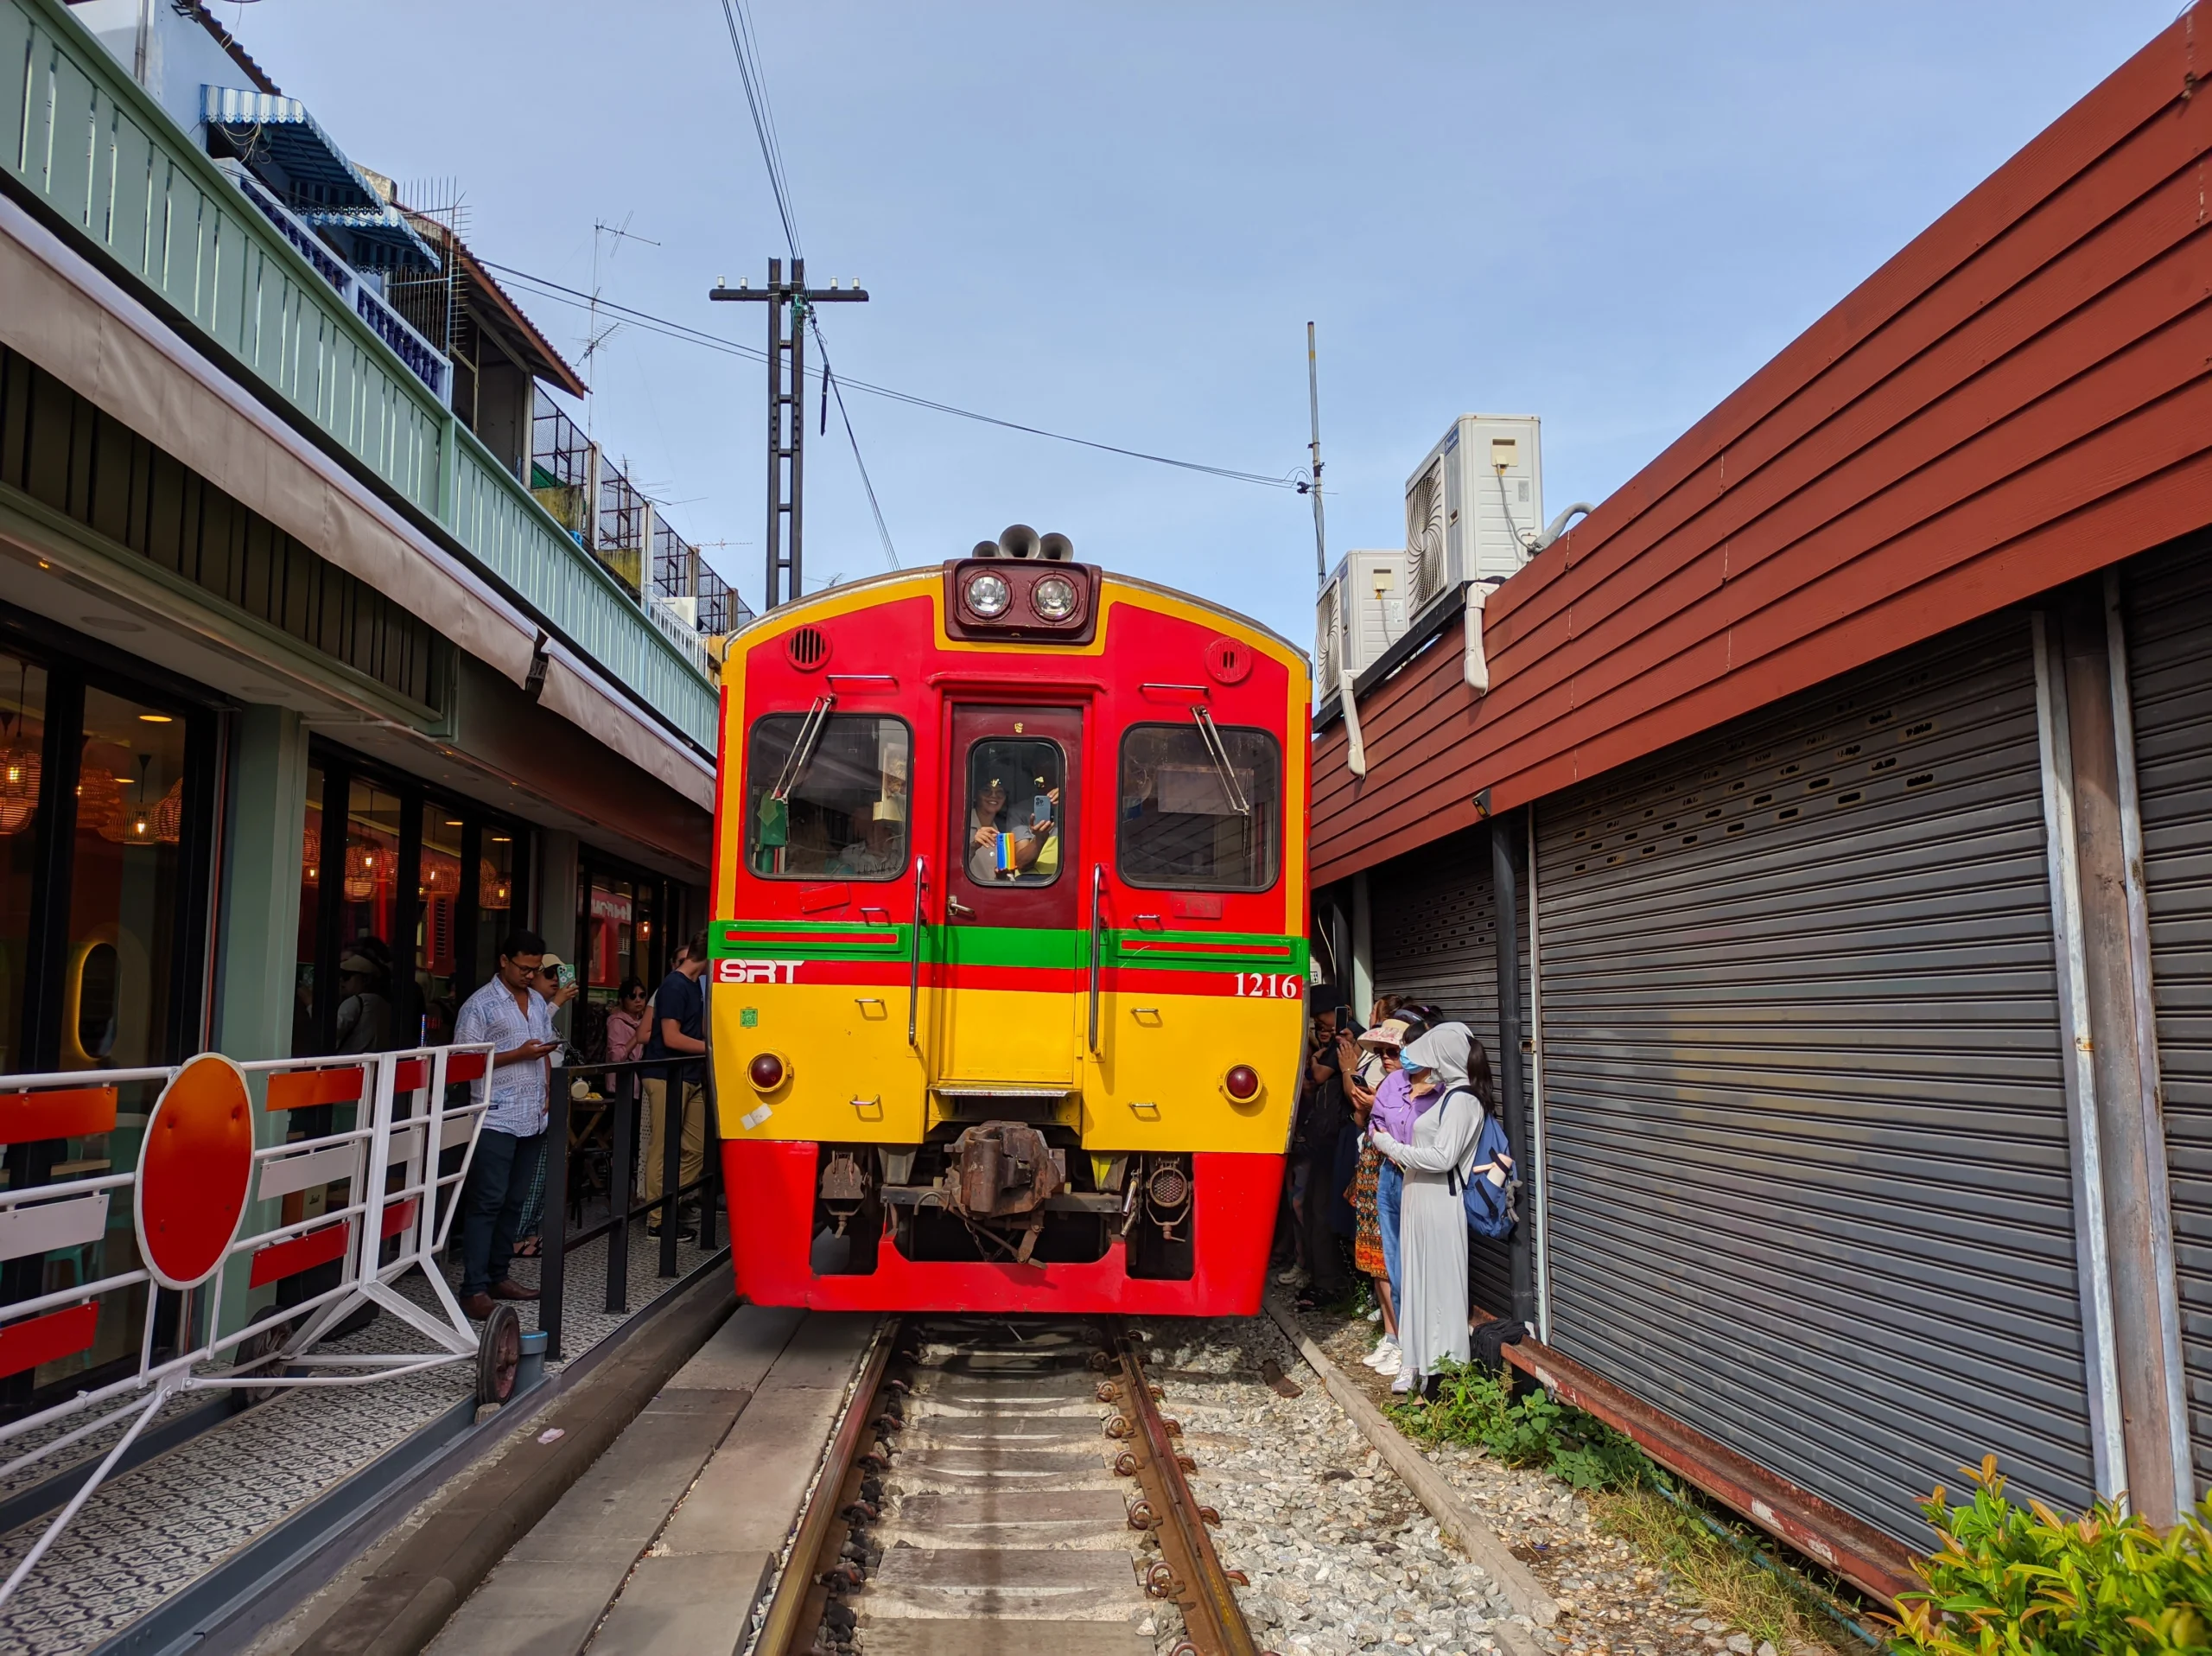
(1596, 1481), (1862, 1654)
(1393, 1363), (1867, 1653)
(1390, 1360), (1647, 1491)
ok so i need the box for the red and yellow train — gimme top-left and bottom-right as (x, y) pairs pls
(709, 530), (1309, 1313)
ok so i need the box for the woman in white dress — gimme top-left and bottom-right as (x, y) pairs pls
(1369, 1022), (1485, 1396)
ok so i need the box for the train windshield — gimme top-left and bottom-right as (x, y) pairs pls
(962, 738), (1065, 887)
(1116, 722), (1281, 890)
(745, 712), (911, 879)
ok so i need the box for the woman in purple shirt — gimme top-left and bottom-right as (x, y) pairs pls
(1358, 1010), (1440, 1375)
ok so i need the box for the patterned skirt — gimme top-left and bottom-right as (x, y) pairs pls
(1352, 1144), (1386, 1277)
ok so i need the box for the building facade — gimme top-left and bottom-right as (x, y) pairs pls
(1312, 3), (2212, 1598)
(0, 0), (734, 1398)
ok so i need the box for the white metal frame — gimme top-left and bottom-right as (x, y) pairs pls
(0, 1043), (493, 1608)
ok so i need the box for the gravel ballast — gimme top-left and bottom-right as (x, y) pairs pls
(1122, 1309), (1831, 1656)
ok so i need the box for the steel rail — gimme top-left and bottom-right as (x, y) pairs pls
(1109, 1320), (1262, 1656)
(752, 1315), (901, 1656)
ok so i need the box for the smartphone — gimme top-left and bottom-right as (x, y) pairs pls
(1032, 791), (1053, 825)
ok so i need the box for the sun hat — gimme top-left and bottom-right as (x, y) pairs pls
(1358, 1017), (1411, 1048)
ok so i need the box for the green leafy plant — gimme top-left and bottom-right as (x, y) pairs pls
(1392, 1360), (1648, 1491)
(1889, 1455), (2212, 1654)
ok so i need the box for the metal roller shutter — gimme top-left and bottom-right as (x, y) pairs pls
(1370, 826), (1516, 1319)
(2122, 538), (2212, 1494)
(1535, 616), (2094, 1545)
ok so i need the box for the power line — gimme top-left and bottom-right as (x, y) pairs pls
(480, 258), (1300, 490)
(810, 317), (899, 570)
(717, 0), (801, 259)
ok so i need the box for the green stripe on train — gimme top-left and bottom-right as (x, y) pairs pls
(713, 921), (1308, 974)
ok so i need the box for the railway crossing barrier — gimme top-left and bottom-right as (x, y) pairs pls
(0, 1043), (498, 1611)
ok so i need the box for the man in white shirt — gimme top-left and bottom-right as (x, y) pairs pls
(452, 929), (560, 1320)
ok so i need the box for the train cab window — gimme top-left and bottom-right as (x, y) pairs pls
(1117, 722), (1281, 891)
(962, 739), (1065, 886)
(746, 713), (911, 879)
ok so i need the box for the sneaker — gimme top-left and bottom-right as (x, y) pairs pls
(1274, 1264), (1311, 1287)
(1374, 1347), (1403, 1378)
(1389, 1368), (1415, 1395)
(1364, 1305), (1383, 1323)
(1360, 1336), (1398, 1369)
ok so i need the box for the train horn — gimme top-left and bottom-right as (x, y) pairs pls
(998, 524), (1041, 559)
(1038, 532), (1074, 562)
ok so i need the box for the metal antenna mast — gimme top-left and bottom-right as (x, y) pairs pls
(710, 259), (868, 610)
(1306, 321), (1327, 587)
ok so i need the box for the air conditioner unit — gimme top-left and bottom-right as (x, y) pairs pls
(1316, 551), (1411, 692)
(1404, 414), (1543, 616)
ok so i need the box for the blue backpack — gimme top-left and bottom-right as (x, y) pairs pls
(1441, 1087), (1517, 1239)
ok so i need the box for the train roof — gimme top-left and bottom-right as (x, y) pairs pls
(721, 561), (1309, 669)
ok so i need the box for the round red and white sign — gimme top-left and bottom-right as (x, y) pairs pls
(135, 1054), (255, 1290)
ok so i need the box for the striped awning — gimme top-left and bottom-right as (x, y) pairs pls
(199, 86), (439, 271)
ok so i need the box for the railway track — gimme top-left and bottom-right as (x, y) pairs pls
(752, 1315), (1268, 1656)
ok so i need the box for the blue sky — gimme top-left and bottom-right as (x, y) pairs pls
(224, 2), (2176, 652)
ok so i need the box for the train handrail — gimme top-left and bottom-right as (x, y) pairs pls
(1088, 862), (1105, 1055)
(907, 854), (928, 1048)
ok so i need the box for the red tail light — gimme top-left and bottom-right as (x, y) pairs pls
(1223, 1065), (1260, 1101)
(748, 1053), (786, 1091)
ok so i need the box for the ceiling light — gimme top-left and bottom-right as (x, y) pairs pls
(137, 714), (172, 723)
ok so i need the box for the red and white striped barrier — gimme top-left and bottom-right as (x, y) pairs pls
(0, 1043), (496, 1608)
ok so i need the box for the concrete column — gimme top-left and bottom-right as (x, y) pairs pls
(211, 705), (308, 1337)
(2056, 583), (2190, 1522)
(215, 706), (309, 1061)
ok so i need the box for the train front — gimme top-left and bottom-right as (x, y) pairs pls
(711, 538), (1310, 1314)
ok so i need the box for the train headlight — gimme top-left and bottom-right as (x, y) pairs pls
(1031, 574), (1078, 621)
(748, 1052), (787, 1092)
(1222, 1064), (1261, 1102)
(964, 571), (1011, 619)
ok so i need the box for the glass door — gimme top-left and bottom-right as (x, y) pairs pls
(936, 704), (1081, 1085)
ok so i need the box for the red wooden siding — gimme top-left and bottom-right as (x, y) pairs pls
(1313, 6), (2212, 886)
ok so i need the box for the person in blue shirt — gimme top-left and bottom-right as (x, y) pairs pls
(643, 933), (709, 1238)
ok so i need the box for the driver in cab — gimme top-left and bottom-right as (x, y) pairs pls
(968, 777), (1058, 882)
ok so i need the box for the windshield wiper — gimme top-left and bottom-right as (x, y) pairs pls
(770, 694), (837, 801)
(1191, 704), (1250, 818)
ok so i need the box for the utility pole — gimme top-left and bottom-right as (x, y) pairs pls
(1306, 321), (1327, 588)
(709, 259), (868, 610)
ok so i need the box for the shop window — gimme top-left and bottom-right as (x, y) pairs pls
(418, 805), (464, 1046)
(0, 655), (43, 1072)
(476, 827), (518, 988)
(293, 747), (529, 1060)
(332, 779), (402, 1055)
(64, 689), (189, 1069)
(293, 764), (324, 1057)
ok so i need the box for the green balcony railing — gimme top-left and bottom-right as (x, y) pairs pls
(0, 0), (719, 753)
